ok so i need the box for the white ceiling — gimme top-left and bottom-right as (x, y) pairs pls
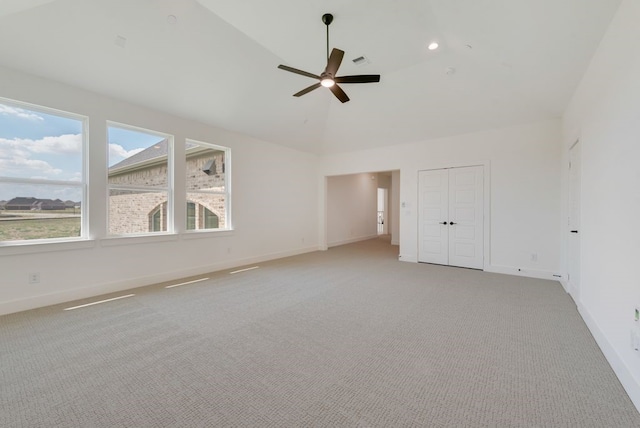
(0, 0), (621, 154)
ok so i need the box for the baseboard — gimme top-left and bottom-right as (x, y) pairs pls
(485, 264), (564, 281)
(578, 303), (640, 413)
(399, 254), (418, 263)
(328, 234), (378, 248)
(0, 245), (320, 316)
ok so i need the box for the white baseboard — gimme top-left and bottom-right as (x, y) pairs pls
(578, 303), (640, 413)
(328, 234), (379, 248)
(0, 245), (320, 316)
(485, 264), (564, 281)
(399, 254), (418, 263)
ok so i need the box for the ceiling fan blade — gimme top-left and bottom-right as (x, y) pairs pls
(293, 83), (322, 97)
(278, 65), (320, 80)
(335, 75), (381, 84)
(325, 48), (345, 76)
(329, 84), (350, 103)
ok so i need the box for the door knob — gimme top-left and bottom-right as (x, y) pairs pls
(440, 221), (447, 225)
(449, 222), (457, 225)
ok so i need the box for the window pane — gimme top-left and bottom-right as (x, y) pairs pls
(186, 144), (226, 193)
(204, 207), (219, 229)
(0, 182), (82, 241)
(186, 202), (196, 230)
(108, 126), (169, 188)
(108, 189), (168, 235)
(0, 103), (83, 181)
(186, 193), (225, 230)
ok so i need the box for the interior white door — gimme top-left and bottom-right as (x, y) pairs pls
(568, 141), (581, 299)
(448, 166), (484, 269)
(418, 166), (484, 269)
(418, 169), (449, 265)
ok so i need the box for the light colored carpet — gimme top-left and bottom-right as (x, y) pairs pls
(1, 237), (638, 427)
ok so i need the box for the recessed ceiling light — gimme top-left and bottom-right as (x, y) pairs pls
(428, 42), (439, 51)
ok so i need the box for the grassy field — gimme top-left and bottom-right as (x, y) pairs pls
(0, 211), (81, 241)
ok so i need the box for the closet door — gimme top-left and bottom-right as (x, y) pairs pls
(448, 166), (484, 269)
(418, 166), (484, 269)
(418, 169), (449, 265)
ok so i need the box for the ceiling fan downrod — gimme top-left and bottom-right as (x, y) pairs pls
(322, 13), (333, 61)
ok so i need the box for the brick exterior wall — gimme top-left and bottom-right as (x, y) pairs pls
(108, 151), (226, 235)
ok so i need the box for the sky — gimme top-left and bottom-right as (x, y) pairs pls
(0, 102), (163, 201)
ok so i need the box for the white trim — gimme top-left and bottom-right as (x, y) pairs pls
(181, 229), (234, 239)
(0, 238), (95, 255)
(579, 303), (640, 413)
(328, 234), (379, 248)
(399, 253), (418, 263)
(485, 264), (564, 281)
(99, 233), (178, 247)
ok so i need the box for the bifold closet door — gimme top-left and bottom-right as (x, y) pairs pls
(418, 166), (484, 269)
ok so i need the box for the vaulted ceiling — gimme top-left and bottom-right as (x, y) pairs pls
(0, 0), (622, 154)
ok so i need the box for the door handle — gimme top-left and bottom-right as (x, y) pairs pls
(449, 222), (457, 225)
(570, 230), (579, 233)
(440, 221), (447, 225)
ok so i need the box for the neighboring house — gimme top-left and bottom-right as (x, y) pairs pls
(5, 197), (67, 211)
(0, 200), (6, 209)
(108, 139), (225, 234)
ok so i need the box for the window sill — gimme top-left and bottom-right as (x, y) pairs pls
(181, 229), (234, 240)
(100, 233), (179, 247)
(0, 238), (96, 256)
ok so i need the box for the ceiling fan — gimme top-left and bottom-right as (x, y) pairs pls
(277, 13), (380, 103)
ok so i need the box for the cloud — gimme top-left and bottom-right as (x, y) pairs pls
(0, 134), (82, 155)
(109, 143), (144, 161)
(0, 134), (81, 179)
(0, 104), (44, 121)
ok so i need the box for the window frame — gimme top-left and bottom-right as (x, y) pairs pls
(184, 139), (231, 233)
(0, 96), (88, 246)
(106, 121), (174, 237)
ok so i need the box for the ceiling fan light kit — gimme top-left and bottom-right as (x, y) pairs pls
(277, 13), (380, 103)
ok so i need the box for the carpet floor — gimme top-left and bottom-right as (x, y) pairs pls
(1, 237), (639, 427)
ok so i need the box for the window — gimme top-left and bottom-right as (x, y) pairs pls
(185, 140), (230, 231)
(107, 124), (173, 236)
(0, 98), (86, 243)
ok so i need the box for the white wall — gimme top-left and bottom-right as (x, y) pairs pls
(562, 0), (640, 410)
(391, 170), (400, 245)
(326, 173), (378, 247)
(321, 119), (562, 279)
(0, 65), (320, 315)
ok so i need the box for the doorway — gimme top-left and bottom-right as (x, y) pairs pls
(418, 165), (484, 269)
(377, 188), (388, 235)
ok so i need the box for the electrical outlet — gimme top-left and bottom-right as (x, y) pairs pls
(28, 272), (40, 284)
